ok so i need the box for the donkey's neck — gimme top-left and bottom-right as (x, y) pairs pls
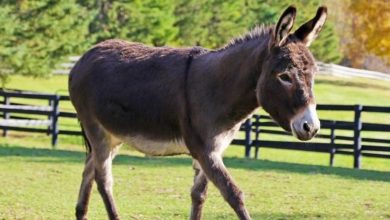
(193, 30), (271, 128)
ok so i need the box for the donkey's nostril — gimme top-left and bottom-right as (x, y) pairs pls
(303, 122), (311, 132)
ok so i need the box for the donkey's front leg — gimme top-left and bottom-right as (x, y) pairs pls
(194, 150), (251, 220)
(190, 160), (209, 220)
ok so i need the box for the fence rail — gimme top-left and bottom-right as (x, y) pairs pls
(1, 89), (389, 169)
(317, 62), (390, 81)
(0, 89), (77, 146)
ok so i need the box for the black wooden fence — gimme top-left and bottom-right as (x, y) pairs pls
(234, 105), (390, 168)
(0, 89), (80, 147)
(1, 89), (389, 168)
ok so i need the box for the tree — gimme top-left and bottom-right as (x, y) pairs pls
(339, 0), (390, 70)
(174, 0), (247, 48)
(258, 0), (342, 63)
(175, 0), (342, 63)
(0, 0), (343, 87)
(83, 0), (178, 46)
(0, 5), (22, 87)
(0, 0), (91, 84)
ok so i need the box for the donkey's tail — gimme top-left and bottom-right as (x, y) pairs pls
(80, 123), (92, 154)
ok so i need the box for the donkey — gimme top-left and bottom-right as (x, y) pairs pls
(69, 5), (326, 220)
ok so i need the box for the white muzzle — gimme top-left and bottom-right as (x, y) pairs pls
(291, 104), (320, 141)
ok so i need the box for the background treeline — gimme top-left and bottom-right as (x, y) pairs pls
(0, 0), (388, 86)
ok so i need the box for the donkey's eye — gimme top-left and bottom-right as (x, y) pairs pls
(278, 73), (292, 84)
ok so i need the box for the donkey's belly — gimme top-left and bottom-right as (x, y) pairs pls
(124, 135), (189, 156)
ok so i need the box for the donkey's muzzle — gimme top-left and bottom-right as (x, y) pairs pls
(291, 104), (320, 141)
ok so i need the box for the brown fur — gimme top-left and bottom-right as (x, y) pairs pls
(69, 6), (327, 220)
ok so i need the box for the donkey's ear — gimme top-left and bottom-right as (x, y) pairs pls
(274, 5), (297, 47)
(294, 6), (327, 47)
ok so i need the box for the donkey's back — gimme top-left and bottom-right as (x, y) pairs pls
(69, 39), (192, 142)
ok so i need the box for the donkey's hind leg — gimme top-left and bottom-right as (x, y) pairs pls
(76, 153), (95, 220)
(190, 160), (209, 220)
(94, 144), (120, 220)
(80, 122), (121, 220)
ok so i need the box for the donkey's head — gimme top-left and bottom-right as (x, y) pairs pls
(257, 6), (327, 141)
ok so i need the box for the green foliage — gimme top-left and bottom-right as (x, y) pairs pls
(175, 0), (247, 48)
(0, 1), (91, 83)
(247, 0), (342, 63)
(174, 0), (341, 62)
(84, 0), (178, 46)
(285, 0), (342, 63)
(0, 5), (22, 87)
(310, 21), (342, 63)
(0, 0), (343, 86)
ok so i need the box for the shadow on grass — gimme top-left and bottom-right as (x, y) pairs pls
(1, 144), (389, 182)
(235, 211), (338, 220)
(223, 157), (390, 182)
(248, 211), (389, 220)
(0, 144), (192, 166)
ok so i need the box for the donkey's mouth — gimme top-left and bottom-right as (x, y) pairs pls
(291, 123), (317, 141)
(291, 104), (320, 141)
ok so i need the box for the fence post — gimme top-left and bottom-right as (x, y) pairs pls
(353, 105), (363, 169)
(329, 121), (336, 166)
(2, 95), (10, 137)
(254, 115), (261, 159)
(244, 119), (252, 158)
(51, 95), (60, 148)
(47, 99), (54, 135)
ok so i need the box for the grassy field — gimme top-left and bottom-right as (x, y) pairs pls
(0, 74), (390, 219)
(0, 137), (389, 220)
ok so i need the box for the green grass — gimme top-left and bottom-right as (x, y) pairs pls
(0, 74), (390, 219)
(0, 139), (389, 220)
(314, 75), (390, 124)
(6, 75), (69, 95)
(314, 74), (390, 105)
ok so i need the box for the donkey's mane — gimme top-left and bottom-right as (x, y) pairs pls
(215, 24), (274, 52)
